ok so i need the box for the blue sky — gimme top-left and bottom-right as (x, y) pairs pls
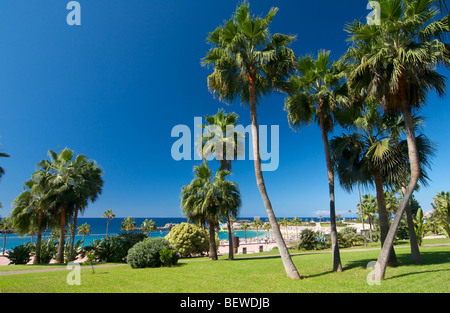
(0, 0), (449, 218)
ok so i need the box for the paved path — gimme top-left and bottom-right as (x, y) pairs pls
(0, 263), (127, 276)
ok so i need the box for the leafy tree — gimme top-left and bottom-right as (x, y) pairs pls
(202, 1), (300, 279)
(166, 222), (209, 257)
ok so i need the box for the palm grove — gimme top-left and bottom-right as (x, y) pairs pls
(196, 0), (450, 281)
(0, 0), (449, 283)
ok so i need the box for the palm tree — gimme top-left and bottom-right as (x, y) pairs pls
(102, 209), (116, 237)
(292, 217), (301, 239)
(35, 149), (79, 263)
(121, 217), (136, 234)
(197, 109), (244, 260)
(331, 102), (404, 266)
(181, 163), (221, 260)
(197, 109), (245, 170)
(69, 158), (103, 261)
(263, 221), (272, 241)
(202, 1), (300, 280)
(284, 50), (347, 272)
(241, 223), (250, 241)
(252, 219), (263, 243)
(77, 222), (91, 248)
(344, 0), (450, 280)
(10, 178), (53, 264)
(141, 219), (156, 236)
(0, 217), (13, 255)
(358, 194), (377, 241)
(216, 171), (241, 260)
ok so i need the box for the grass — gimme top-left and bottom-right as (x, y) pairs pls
(1, 244), (449, 293)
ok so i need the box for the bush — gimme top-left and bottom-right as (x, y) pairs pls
(6, 243), (32, 265)
(338, 227), (362, 248)
(39, 238), (58, 264)
(297, 229), (330, 251)
(159, 247), (179, 267)
(127, 237), (178, 269)
(165, 223), (209, 257)
(84, 232), (147, 263)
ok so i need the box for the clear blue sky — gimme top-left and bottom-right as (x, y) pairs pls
(0, 0), (449, 218)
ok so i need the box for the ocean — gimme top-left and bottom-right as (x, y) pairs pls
(0, 216), (330, 252)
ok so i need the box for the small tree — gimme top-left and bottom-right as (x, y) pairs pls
(165, 223), (209, 258)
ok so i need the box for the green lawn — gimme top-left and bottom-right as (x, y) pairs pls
(1, 244), (449, 293)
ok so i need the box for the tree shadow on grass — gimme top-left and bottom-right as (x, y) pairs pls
(345, 249), (449, 266)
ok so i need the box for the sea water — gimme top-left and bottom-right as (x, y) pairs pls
(0, 217), (330, 251)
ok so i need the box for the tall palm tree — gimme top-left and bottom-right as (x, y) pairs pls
(102, 209), (116, 237)
(69, 158), (103, 261)
(331, 102), (404, 266)
(197, 109), (245, 170)
(35, 149), (79, 263)
(197, 109), (244, 260)
(344, 0), (450, 280)
(181, 163), (240, 261)
(216, 170), (241, 260)
(202, 2), (300, 279)
(284, 50), (347, 272)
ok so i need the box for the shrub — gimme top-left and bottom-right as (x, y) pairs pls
(127, 237), (177, 269)
(297, 229), (318, 250)
(7, 243), (32, 265)
(338, 227), (362, 248)
(159, 247), (179, 267)
(84, 232), (147, 263)
(165, 223), (209, 257)
(39, 238), (58, 264)
(297, 229), (330, 251)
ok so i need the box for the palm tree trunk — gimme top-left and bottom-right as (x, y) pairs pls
(319, 112), (343, 272)
(2, 232), (6, 256)
(55, 205), (67, 264)
(226, 215), (234, 260)
(248, 73), (301, 280)
(402, 184), (422, 264)
(106, 219), (110, 237)
(69, 208), (79, 262)
(373, 170), (397, 267)
(208, 215), (218, 261)
(372, 103), (421, 281)
(33, 212), (44, 264)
